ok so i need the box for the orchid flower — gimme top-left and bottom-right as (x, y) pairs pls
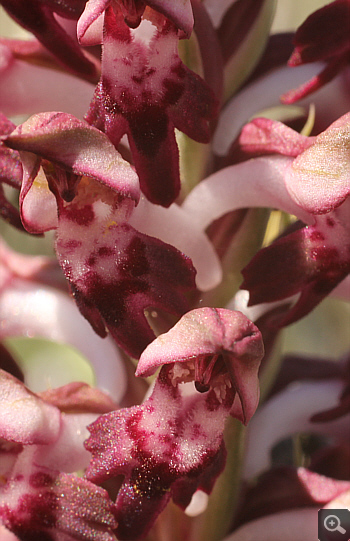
(4, 112), (196, 358)
(85, 308), (264, 540)
(183, 112), (350, 326)
(0, 1), (349, 541)
(82, 2), (217, 206)
(0, 369), (117, 541)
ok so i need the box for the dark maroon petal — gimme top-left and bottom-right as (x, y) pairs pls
(0, 468), (117, 541)
(289, 0), (350, 65)
(126, 109), (181, 206)
(281, 0), (350, 103)
(87, 6), (217, 206)
(0, 0), (97, 81)
(0, 187), (24, 231)
(56, 195), (196, 357)
(241, 217), (350, 326)
(85, 365), (231, 539)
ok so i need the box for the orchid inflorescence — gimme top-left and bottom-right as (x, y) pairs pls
(0, 1), (349, 540)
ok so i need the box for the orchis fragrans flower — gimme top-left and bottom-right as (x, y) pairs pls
(4, 111), (196, 358)
(85, 308), (264, 540)
(183, 112), (350, 326)
(82, 2), (217, 206)
(0, 369), (118, 541)
(0, 1), (350, 540)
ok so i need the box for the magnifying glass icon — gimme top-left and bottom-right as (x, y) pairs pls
(324, 514), (346, 534)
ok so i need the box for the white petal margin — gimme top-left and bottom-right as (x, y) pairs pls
(0, 280), (127, 402)
(243, 380), (350, 480)
(129, 195), (222, 291)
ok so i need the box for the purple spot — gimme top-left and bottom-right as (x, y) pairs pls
(326, 217), (335, 227)
(30, 472), (54, 488)
(63, 205), (94, 226)
(87, 254), (96, 267)
(132, 75), (144, 84)
(98, 246), (114, 257)
(309, 230), (325, 242)
(64, 239), (82, 249)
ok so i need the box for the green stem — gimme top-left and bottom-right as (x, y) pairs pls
(189, 419), (246, 541)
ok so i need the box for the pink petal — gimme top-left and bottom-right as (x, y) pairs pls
(35, 412), (98, 472)
(181, 156), (311, 232)
(0, 370), (60, 445)
(6, 112), (140, 203)
(224, 508), (318, 541)
(19, 158), (58, 233)
(85, 365), (228, 539)
(77, 0), (108, 44)
(239, 117), (314, 157)
(0, 281), (127, 402)
(137, 307), (264, 424)
(213, 63), (350, 157)
(285, 113), (350, 214)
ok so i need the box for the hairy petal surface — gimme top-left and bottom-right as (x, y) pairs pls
(85, 308), (263, 539)
(284, 113), (350, 214)
(5, 112), (140, 203)
(56, 178), (196, 358)
(86, 6), (217, 206)
(0, 456), (117, 541)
